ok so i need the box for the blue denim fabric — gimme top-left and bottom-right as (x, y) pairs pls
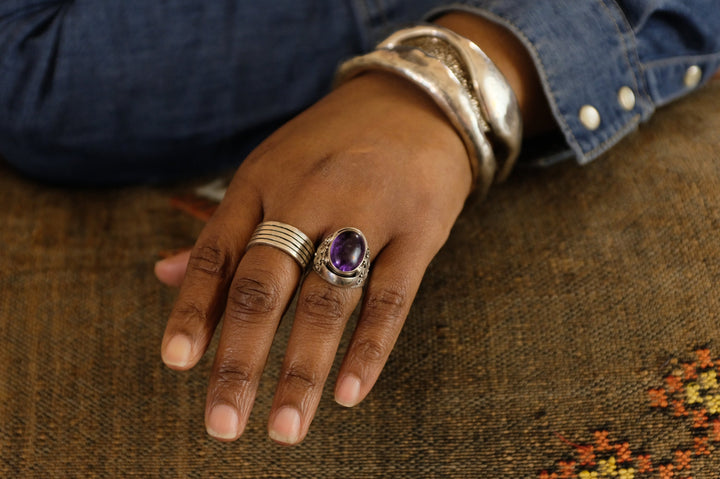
(1, 1), (718, 183)
(426, 1), (720, 165)
(0, 1), (366, 183)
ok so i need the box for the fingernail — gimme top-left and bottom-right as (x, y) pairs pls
(207, 404), (239, 440)
(335, 374), (362, 407)
(163, 335), (192, 368)
(269, 406), (301, 444)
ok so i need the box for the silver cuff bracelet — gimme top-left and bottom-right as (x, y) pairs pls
(335, 25), (522, 194)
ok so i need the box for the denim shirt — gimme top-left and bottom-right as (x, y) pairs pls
(0, 0), (718, 183)
(374, 0), (720, 166)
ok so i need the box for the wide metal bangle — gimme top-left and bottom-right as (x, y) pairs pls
(381, 26), (522, 182)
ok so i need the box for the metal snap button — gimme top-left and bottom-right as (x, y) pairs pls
(579, 105), (601, 131)
(684, 65), (702, 88)
(617, 86), (636, 111)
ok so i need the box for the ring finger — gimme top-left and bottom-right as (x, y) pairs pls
(267, 225), (376, 444)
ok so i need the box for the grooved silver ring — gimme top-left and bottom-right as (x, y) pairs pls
(246, 221), (315, 269)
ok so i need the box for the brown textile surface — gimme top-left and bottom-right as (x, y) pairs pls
(2, 82), (720, 478)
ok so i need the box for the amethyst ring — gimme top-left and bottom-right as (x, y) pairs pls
(313, 228), (370, 288)
(246, 221), (315, 269)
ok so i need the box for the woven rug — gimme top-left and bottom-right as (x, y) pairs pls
(2, 82), (720, 478)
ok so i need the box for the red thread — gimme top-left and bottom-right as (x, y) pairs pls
(170, 195), (218, 222)
(553, 432), (582, 449)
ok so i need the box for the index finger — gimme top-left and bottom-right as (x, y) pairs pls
(161, 185), (261, 370)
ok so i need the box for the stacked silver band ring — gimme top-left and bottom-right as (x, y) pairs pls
(313, 228), (370, 288)
(246, 221), (315, 269)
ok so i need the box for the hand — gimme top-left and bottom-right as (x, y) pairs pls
(158, 71), (472, 445)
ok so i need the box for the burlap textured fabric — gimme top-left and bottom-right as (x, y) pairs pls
(1, 82), (720, 478)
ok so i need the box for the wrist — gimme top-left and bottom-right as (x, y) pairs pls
(333, 70), (474, 193)
(336, 25), (523, 194)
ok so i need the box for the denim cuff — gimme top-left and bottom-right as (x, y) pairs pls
(424, 0), (720, 165)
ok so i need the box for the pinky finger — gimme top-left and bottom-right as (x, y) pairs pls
(334, 238), (433, 408)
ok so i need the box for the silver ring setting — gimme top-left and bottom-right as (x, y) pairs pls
(246, 221), (315, 269)
(313, 227), (370, 288)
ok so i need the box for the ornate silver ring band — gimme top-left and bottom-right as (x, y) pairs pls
(313, 228), (370, 288)
(246, 221), (315, 269)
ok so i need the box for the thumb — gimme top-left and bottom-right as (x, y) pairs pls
(154, 249), (192, 287)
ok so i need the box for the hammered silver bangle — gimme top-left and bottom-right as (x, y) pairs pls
(335, 25), (522, 193)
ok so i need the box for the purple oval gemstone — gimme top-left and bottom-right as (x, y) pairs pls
(330, 230), (366, 273)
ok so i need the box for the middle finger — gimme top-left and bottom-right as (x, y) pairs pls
(204, 244), (302, 441)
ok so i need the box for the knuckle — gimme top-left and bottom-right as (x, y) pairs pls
(226, 277), (282, 320)
(188, 241), (233, 278)
(352, 337), (387, 364)
(297, 285), (347, 329)
(364, 286), (408, 324)
(281, 363), (319, 392)
(173, 300), (209, 324)
(214, 359), (255, 389)
(171, 300), (214, 341)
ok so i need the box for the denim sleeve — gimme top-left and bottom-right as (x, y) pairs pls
(425, 1), (720, 165)
(0, 1), (361, 183)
